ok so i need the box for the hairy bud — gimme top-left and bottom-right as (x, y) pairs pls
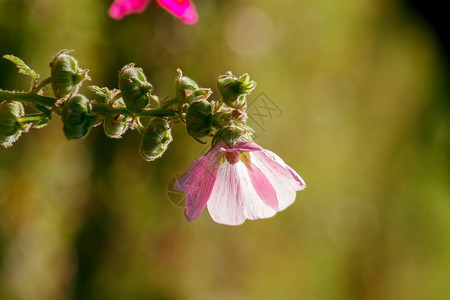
(0, 101), (24, 148)
(186, 100), (212, 139)
(217, 72), (256, 108)
(103, 99), (130, 138)
(61, 94), (98, 141)
(184, 88), (212, 105)
(212, 125), (253, 146)
(175, 69), (199, 103)
(118, 64), (153, 112)
(140, 118), (172, 161)
(51, 50), (90, 99)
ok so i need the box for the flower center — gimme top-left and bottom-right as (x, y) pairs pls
(225, 152), (240, 165)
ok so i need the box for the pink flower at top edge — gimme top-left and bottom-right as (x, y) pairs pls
(108, 0), (198, 25)
(174, 140), (306, 225)
(109, 0), (149, 20)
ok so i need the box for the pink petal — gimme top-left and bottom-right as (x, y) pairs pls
(250, 150), (305, 211)
(174, 153), (220, 222)
(156, 0), (199, 24)
(109, 0), (150, 20)
(207, 161), (277, 225)
(262, 149), (306, 188)
(246, 162), (279, 211)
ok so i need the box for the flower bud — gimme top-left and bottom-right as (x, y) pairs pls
(183, 88), (212, 105)
(61, 94), (98, 141)
(0, 101), (24, 148)
(103, 99), (131, 139)
(210, 111), (231, 129)
(175, 69), (199, 103)
(140, 118), (172, 161)
(217, 72), (256, 108)
(102, 99), (130, 138)
(186, 100), (212, 139)
(118, 64), (153, 112)
(212, 125), (253, 146)
(51, 50), (90, 99)
(103, 113), (129, 139)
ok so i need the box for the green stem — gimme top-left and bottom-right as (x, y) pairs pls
(0, 90), (56, 107)
(91, 103), (179, 118)
(0, 91), (179, 119)
(33, 77), (52, 92)
(17, 114), (47, 124)
(137, 109), (179, 118)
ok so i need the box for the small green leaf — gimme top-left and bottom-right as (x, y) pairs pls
(88, 85), (111, 98)
(3, 54), (39, 80)
(33, 115), (52, 129)
(88, 85), (121, 105)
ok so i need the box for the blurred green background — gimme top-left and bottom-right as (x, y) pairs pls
(0, 0), (449, 299)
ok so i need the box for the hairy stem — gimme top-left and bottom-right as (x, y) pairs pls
(91, 103), (179, 118)
(0, 90), (56, 107)
(17, 113), (49, 124)
(33, 77), (52, 92)
(0, 90), (180, 121)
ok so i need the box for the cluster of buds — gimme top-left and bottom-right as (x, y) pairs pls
(0, 49), (306, 226)
(0, 50), (257, 161)
(178, 70), (256, 146)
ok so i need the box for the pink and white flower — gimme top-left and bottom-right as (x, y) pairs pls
(174, 140), (306, 225)
(109, 0), (198, 25)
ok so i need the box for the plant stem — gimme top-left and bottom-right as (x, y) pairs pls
(17, 114), (48, 124)
(1, 90), (180, 125)
(91, 103), (179, 118)
(33, 77), (52, 92)
(0, 90), (56, 107)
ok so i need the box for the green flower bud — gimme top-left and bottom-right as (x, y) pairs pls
(175, 69), (199, 103)
(217, 72), (256, 108)
(140, 118), (172, 161)
(210, 111), (232, 129)
(212, 125), (253, 146)
(183, 88), (212, 105)
(103, 100), (130, 139)
(61, 94), (98, 141)
(51, 50), (90, 99)
(118, 64), (153, 112)
(186, 100), (212, 139)
(0, 101), (24, 148)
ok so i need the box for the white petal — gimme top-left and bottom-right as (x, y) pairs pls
(207, 161), (277, 225)
(250, 151), (305, 211)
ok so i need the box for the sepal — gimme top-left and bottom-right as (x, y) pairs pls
(212, 124), (254, 146)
